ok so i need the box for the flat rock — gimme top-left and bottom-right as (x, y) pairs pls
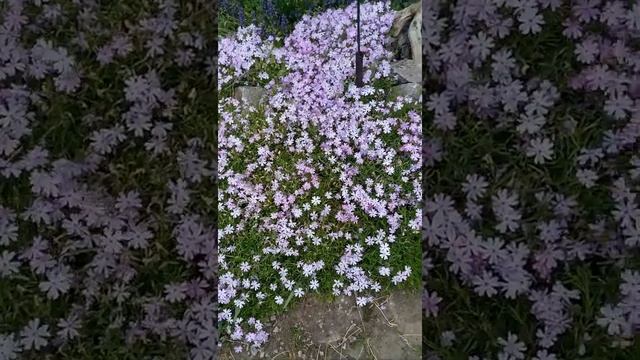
(386, 291), (421, 336)
(391, 2), (421, 37)
(233, 86), (266, 107)
(367, 299), (421, 359)
(302, 296), (360, 344)
(391, 59), (421, 84)
(389, 82), (421, 102)
(396, 32), (412, 60)
(408, 4), (422, 65)
(343, 339), (365, 359)
(389, 1), (422, 63)
(368, 331), (416, 360)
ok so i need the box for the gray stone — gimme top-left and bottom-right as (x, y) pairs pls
(391, 59), (421, 84)
(344, 340), (365, 359)
(389, 83), (421, 101)
(368, 332), (414, 360)
(396, 33), (412, 60)
(233, 86), (266, 107)
(367, 294), (422, 360)
(302, 297), (360, 344)
(390, 1), (422, 64)
(390, 2), (421, 38)
(386, 292), (421, 335)
(408, 4), (422, 66)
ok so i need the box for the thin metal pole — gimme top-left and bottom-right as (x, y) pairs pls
(355, 0), (364, 87)
(357, 0), (360, 51)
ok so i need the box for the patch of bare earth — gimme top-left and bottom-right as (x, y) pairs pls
(220, 290), (421, 360)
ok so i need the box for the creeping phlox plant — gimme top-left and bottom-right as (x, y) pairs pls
(424, 0), (640, 358)
(0, 0), (215, 359)
(218, 1), (421, 353)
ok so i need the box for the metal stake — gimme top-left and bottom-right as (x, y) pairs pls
(355, 0), (364, 87)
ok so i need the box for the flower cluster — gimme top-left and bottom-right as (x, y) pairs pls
(218, 1), (421, 353)
(218, 25), (276, 90)
(219, 0), (364, 36)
